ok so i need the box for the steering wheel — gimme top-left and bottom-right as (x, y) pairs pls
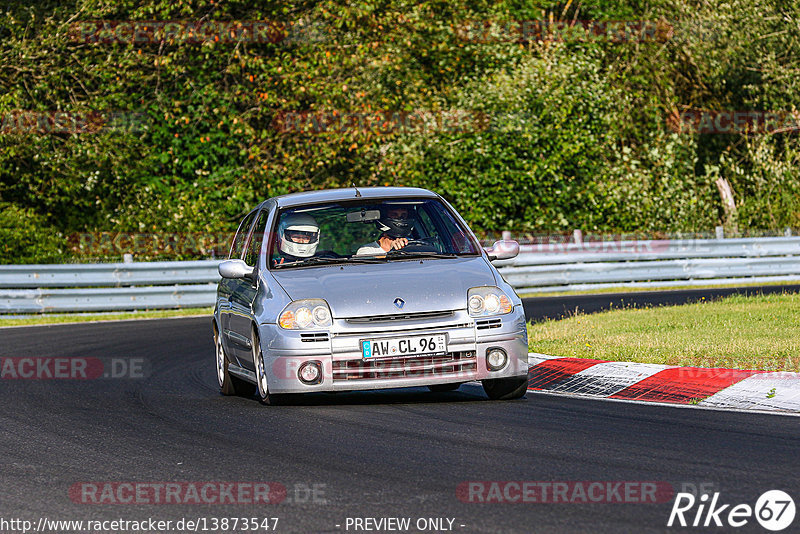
(389, 236), (439, 253)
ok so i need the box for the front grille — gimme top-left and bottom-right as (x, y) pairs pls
(345, 310), (454, 324)
(300, 332), (330, 342)
(338, 322), (472, 338)
(332, 351), (476, 381)
(476, 318), (502, 330)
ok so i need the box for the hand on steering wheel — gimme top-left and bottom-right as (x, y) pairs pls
(389, 237), (408, 250)
(386, 236), (440, 253)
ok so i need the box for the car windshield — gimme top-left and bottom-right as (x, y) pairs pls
(269, 198), (481, 269)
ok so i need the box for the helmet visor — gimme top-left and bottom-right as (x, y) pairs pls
(284, 229), (319, 244)
(385, 207), (410, 220)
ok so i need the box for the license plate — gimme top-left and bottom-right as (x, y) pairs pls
(361, 334), (447, 359)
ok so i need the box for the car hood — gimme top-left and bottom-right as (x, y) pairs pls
(271, 256), (495, 319)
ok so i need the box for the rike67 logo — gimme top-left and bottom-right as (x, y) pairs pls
(668, 490), (795, 531)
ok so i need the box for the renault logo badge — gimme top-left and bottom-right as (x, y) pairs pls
(393, 298), (405, 309)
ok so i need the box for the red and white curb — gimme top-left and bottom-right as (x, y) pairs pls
(527, 353), (800, 414)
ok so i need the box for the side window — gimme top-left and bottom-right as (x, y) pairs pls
(229, 211), (256, 259)
(244, 210), (269, 267)
(416, 206), (436, 238)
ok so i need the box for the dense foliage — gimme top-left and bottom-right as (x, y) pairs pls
(1, 0), (798, 261)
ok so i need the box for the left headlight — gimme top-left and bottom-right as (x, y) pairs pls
(468, 287), (513, 317)
(279, 299), (333, 329)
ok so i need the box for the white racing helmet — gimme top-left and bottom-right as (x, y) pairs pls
(278, 213), (320, 258)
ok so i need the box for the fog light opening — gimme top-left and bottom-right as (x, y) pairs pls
(486, 348), (508, 371)
(298, 361), (322, 385)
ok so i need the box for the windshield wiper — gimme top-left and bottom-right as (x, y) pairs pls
(336, 256), (389, 264)
(273, 256), (387, 269)
(386, 250), (459, 259)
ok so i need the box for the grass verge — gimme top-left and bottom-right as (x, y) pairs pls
(527, 293), (800, 371)
(0, 307), (213, 327)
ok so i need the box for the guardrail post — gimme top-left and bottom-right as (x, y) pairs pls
(502, 231), (511, 241)
(715, 226), (724, 239)
(785, 227), (792, 237)
(572, 229), (583, 245)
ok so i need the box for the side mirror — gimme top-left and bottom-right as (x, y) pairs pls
(218, 259), (255, 280)
(487, 240), (520, 261)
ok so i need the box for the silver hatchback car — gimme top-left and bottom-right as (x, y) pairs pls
(213, 187), (528, 404)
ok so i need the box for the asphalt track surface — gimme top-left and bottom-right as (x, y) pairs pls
(2, 289), (800, 533)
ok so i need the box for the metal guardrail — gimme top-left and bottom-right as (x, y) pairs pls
(0, 261), (222, 313)
(0, 284), (218, 313)
(495, 236), (800, 293)
(497, 236), (800, 265)
(2, 236), (800, 312)
(0, 260), (220, 288)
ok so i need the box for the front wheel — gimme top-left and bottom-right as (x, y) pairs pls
(215, 328), (255, 397)
(251, 327), (292, 405)
(482, 376), (528, 400)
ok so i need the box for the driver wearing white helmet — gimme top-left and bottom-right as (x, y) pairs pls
(273, 213), (321, 266)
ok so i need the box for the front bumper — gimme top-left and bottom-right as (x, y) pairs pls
(259, 309), (528, 394)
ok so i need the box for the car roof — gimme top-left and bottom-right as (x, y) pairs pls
(262, 187), (439, 209)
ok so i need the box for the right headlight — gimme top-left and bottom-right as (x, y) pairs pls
(278, 299), (332, 329)
(468, 287), (513, 317)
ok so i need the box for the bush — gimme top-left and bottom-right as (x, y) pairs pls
(0, 203), (67, 264)
(388, 46), (716, 233)
(0, 0), (799, 261)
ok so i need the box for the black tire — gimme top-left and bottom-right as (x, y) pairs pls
(482, 376), (528, 400)
(214, 327), (255, 397)
(427, 383), (462, 393)
(251, 326), (293, 405)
